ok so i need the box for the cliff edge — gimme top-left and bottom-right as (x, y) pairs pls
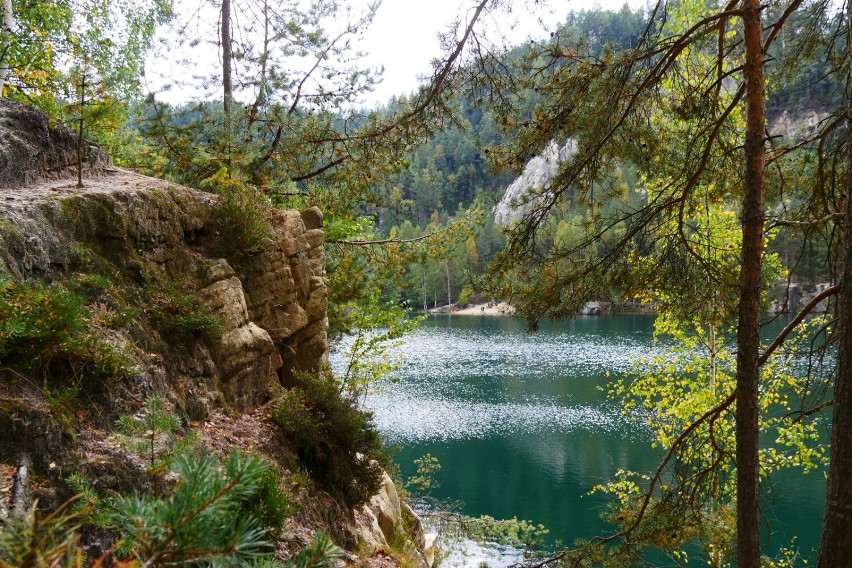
(0, 100), (427, 567)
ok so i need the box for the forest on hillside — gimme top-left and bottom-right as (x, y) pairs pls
(1, 0), (851, 566)
(101, 2), (843, 309)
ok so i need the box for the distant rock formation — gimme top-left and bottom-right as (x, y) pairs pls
(769, 109), (825, 143)
(771, 282), (833, 315)
(494, 139), (577, 227)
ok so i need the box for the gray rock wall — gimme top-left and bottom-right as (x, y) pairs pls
(0, 99), (110, 188)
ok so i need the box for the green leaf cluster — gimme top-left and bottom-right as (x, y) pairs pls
(113, 396), (195, 472)
(0, 279), (133, 383)
(208, 170), (276, 256)
(108, 451), (272, 565)
(269, 370), (385, 508)
(0, 498), (87, 568)
(146, 286), (224, 345)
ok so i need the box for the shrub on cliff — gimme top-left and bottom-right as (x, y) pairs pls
(3, 451), (336, 567)
(206, 170), (274, 255)
(106, 451), (273, 565)
(147, 288), (223, 344)
(0, 279), (133, 384)
(270, 370), (385, 508)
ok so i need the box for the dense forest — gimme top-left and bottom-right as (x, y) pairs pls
(1, 0), (851, 566)
(12, 1), (834, 313)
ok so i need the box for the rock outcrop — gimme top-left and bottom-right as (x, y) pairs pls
(770, 281), (833, 315)
(0, 99), (110, 188)
(493, 139), (577, 227)
(0, 172), (328, 415)
(354, 472), (436, 568)
(0, 100), (428, 568)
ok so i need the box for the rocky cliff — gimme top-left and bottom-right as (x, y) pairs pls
(0, 99), (428, 567)
(493, 139), (577, 227)
(0, 168), (328, 416)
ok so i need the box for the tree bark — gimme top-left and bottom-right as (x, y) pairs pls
(221, 0), (232, 116)
(736, 0), (765, 565)
(221, 0), (233, 173)
(0, 0), (14, 94)
(816, 1), (852, 562)
(77, 67), (86, 188)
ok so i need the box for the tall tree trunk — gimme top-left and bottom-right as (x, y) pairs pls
(816, 2), (852, 563)
(221, 0), (233, 173)
(0, 0), (13, 95)
(422, 265), (427, 312)
(446, 261), (451, 308)
(737, 0), (766, 565)
(76, 67), (86, 188)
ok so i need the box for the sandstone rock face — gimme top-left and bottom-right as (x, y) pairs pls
(353, 472), (433, 568)
(493, 139), (577, 227)
(0, 99), (110, 188)
(0, 164), (328, 414)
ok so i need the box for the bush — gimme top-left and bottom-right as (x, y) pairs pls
(114, 396), (197, 473)
(0, 279), (132, 383)
(108, 451), (274, 565)
(0, 499), (86, 567)
(270, 371), (385, 508)
(147, 288), (223, 344)
(238, 462), (294, 531)
(208, 171), (274, 255)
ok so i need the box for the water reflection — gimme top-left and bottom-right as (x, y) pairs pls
(335, 314), (826, 566)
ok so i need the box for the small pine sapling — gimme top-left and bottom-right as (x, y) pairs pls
(114, 396), (195, 472)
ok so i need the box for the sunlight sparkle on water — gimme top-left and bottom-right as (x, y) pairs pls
(366, 395), (628, 443)
(334, 320), (659, 444)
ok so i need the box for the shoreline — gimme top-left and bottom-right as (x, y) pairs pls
(451, 302), (516, 316)
(426, 302), (659, 317)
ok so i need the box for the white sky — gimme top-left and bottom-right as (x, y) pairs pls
(147, 0), (645, 107)
(355, 0), (641, 105)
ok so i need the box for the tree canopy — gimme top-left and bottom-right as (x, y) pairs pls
(2, 0), (851, 565)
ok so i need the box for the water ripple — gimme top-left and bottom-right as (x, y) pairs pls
(333, 320), (665, 445)
(367, 394), (632, 444)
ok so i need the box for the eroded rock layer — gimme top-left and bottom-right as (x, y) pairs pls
(0, 171), (328, 415)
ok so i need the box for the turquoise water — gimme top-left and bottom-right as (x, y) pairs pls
(359, 314), (827, 565)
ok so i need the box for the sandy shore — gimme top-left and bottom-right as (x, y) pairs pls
(450, 302), (515, 316)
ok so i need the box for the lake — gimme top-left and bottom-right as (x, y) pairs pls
(358, 314), (827, 566)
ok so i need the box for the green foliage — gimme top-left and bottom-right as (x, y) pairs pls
(65, 473), (111, 529)
(107, 451), (273, 565)
(0, 500), (86, 568)
(0, 280), (132, 383)
(238, 464), (294, 532)
(255, 532), (343, 568)
(372, 97), (516, 228)
(6, 464), (334, 568)
(405, 454), (441, 495)
(114, 396), (194, 472)
(1, 0), (171, 143)
(338, 295), (419, 400)
(404, 454), (549, 557)
(146, 285), (223, 344)
(44, 382), (82, 434)
(270, 370), (385, 508)
(66, 272), (110, 300)
(592, 315), (832, 563)
(458, 516), (550, 550)
(138, 0), (384, 189)
(210, 172), (275, 255)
